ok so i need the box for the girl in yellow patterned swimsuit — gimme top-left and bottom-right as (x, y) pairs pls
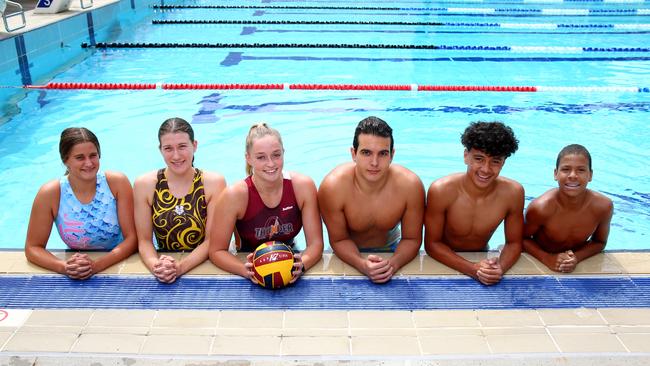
(134, 118), (226, 283)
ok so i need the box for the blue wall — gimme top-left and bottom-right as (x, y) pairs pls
(0, 0), (155, 119)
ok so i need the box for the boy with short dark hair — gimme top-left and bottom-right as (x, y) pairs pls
(523, 144), (613, 273)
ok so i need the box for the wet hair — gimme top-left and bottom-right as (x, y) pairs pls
(245, 122), (283, 176)
(352, 116), (394, 152)
(461, 121), (518, 158)
(158, 117), (195, 148)
(59, 127), (101, 174)
(556, 144), (592, 171)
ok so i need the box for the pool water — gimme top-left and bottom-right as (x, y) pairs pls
(1, 0), (649, 250)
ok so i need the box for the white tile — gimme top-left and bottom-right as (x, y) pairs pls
(0, 309), (31, 328)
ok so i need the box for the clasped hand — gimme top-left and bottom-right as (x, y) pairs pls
(364, 254), (395, 284)
(64, 253), (95, 280)
(153, 255), (180, 283)
(476, 257), (503, 286)
(554, 250), (577, 273)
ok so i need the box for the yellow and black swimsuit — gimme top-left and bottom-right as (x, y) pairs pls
(152, 168), (207, 251)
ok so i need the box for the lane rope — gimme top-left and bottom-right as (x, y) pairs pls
(19, 82), (650, 92)
(81, 42), (650, 52)
(150, 20), (650, 30)
(151, 5), (650, 15)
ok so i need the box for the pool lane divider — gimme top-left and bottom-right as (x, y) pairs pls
(22, 83), (650, 92)
(81, 42), (650, 52)
(151, 5), (650, 15)
(151, 20), (650, 30)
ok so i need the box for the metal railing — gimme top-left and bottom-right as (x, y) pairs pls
(1, 0), (27, 32)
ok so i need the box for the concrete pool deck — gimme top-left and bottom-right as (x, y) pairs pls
(1, 251), (650, 364)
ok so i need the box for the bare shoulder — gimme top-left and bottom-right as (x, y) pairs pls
(588, 190), (614, 215)
(200, 170), (227, 200)
(201, 170), (227, 188)
(133, 170), (158, 197)
(427, 173), (462, 209)
(36, 179), (61, 202)
(428, 173), (462, 196)
(526, 188), (559, 219)
(104, 171), (133, 200)
(498, 176), (524, 196)
(319, 162), (354, 192)
(288, 171), (317, 205)
(104, 170), (131, 186)
(287, 171), (316, 187)
(222, 179), (249, 201)
(390, 164), (423, 187)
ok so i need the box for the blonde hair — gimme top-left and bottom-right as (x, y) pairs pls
(245, 122), (283, 176)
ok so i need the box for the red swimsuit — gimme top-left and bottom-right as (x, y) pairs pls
(235, 175), (303, 252)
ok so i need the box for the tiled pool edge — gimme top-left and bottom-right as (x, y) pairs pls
(2, 251), (650, 276)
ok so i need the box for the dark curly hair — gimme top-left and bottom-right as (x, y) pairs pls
(461, 121), (519, 158)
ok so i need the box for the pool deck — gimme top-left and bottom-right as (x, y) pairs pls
(0, 0), (119, 40)
(1, 250), (650, 364)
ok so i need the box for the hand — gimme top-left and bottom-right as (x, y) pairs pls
(476, 257), (503, 286)
(245, 253), (258, 284)
(65, 253), (94, 280)
(290, 252), (304, 284)
(556, 250), (577, 273)
(364, 254), (395, 284)
(153, 255), (179, 283)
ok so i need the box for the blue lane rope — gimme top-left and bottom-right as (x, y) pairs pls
(81, 42), (650, 53)
(151, 5), (650, 15)
(150, 20), (650, 30)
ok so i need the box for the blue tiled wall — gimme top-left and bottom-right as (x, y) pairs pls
(0, 0), (155, 114)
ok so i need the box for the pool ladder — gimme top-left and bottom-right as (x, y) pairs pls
(1, 0), (26, 32)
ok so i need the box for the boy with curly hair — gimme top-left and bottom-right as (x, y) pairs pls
(425, 121), (523, 285)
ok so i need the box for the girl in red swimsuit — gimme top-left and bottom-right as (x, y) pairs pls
(209, 123), (324, 284)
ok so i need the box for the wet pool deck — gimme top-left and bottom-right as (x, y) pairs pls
(1, 251), (650, 364)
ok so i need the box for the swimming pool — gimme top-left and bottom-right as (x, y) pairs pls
(0, 0), (648, 251)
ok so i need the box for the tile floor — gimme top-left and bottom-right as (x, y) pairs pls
(1, 250), (650, 360)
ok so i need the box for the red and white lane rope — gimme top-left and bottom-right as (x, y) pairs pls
(21, 82), (650, 93)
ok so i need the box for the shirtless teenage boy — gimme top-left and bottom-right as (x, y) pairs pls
(318, 116), (425, 283)
(523, 144), (613, 273)
(425, 121), (523, 285)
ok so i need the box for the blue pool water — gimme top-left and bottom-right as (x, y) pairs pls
(0, 0), (649, 250)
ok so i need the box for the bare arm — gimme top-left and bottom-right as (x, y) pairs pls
(292, 173), (324, 271)
(498, 183), (524, 273)
(388, 176), (424, 271)
(318, 178), (366, 272)
(209, 183), (250, 278)
(176, 172), (227, 276)
(133, 173), (159, 272)
(572, 199), (613, 263)
(24, 181), (66, 274)
(522, 199), (559, 269)
(424, 183), (480, 279)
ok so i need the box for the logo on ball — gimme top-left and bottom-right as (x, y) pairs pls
(252, 241), (295, 289)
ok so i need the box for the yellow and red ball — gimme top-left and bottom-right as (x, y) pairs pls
(252, 241), (295, 289)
